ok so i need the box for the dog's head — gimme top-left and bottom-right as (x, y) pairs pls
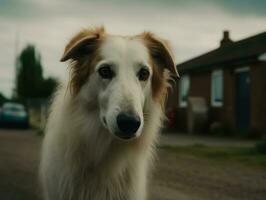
(61, 27), (178, 140)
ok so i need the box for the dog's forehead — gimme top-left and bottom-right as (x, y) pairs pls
(100, 36), (149, 63)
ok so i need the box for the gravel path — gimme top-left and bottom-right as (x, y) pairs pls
(0, 129), (265, 200)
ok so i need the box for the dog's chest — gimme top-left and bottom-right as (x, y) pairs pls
(68, 164), (132, 200)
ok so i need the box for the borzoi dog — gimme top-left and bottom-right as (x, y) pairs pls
(40, 27), (178, 200)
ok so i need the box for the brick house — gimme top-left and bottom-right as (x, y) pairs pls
(167, 31), (266, 134)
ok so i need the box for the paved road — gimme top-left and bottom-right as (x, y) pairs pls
(0, 129), (42, 200)
(0, 129), (265, 200)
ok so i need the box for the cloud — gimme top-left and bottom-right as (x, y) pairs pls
(0, 0), (265, 97)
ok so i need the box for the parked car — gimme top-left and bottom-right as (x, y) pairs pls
(0, 102), (29, 128)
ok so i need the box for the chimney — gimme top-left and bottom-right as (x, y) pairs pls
(220, 30), (233, 47)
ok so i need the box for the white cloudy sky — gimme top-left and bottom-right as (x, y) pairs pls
(0, 0), (265, 97)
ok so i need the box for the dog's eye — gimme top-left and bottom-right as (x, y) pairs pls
(98, 65), (114, 79)
(137, 68), (150, 81)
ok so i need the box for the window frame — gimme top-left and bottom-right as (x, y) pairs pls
(211, 69), (224, 107)
(179, 75), (190, 107)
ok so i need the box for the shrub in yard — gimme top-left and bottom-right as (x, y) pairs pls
(36, 128), (44, 136)
(255, 140), (266, 154)
(247, 128), (263, 139)
(210, 121), (234, 137)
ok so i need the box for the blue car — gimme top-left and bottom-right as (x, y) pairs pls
(0, 102), (29, 128)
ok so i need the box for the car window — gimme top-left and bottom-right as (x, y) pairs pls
(3, 103), (25, 112)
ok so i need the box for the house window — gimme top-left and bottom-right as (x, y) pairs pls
(211, 70), (223, 107)
(179, 75), (190, 107)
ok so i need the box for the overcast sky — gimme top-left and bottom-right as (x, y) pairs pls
(0, 0), (265, 97)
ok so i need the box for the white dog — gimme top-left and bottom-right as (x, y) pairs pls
(40, 27), (178, 200)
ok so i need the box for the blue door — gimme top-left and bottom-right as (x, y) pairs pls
(235, 71), (250, 130)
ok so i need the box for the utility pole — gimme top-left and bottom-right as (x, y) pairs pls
(13, 27), (19, 98)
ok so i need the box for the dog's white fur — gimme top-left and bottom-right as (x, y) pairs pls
(40, 27), (178, 200)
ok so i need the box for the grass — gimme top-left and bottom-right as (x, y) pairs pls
(0, 187), (37, 200)
(161, 144), (266, 169)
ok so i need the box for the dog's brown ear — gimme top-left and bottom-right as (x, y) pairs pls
(60, 35), (98, 62)
(141, 32), (179, 78)
(60, 27), (105, 62)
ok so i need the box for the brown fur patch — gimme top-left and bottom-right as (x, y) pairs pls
(69, 51), (101, 95)
(61, 26), (105, 61)
(60, 27), (105, 95)
(151, 66), (170, 106)
(138, 32), (178, 106)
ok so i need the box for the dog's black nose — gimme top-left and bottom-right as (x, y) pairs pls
(116, 113), (141, 138)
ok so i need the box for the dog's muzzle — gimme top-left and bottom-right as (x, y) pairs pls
(116, 113), (141, 139)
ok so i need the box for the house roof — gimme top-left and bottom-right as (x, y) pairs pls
(176, 32), (266, 73)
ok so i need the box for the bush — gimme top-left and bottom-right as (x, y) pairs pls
(210, 121), (234, 137)
(247, 128), (263, 139)
(255, 140), (266, 154)
(36, 128), (45, 136)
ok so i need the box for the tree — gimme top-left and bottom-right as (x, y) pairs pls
(41, 77), (58, 98)
(15, 45), (57, 99)
(0, 93), (7, 106)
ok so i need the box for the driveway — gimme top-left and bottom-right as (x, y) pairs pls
(0, 129), (265, 200)
(0, 129), (42, 200)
